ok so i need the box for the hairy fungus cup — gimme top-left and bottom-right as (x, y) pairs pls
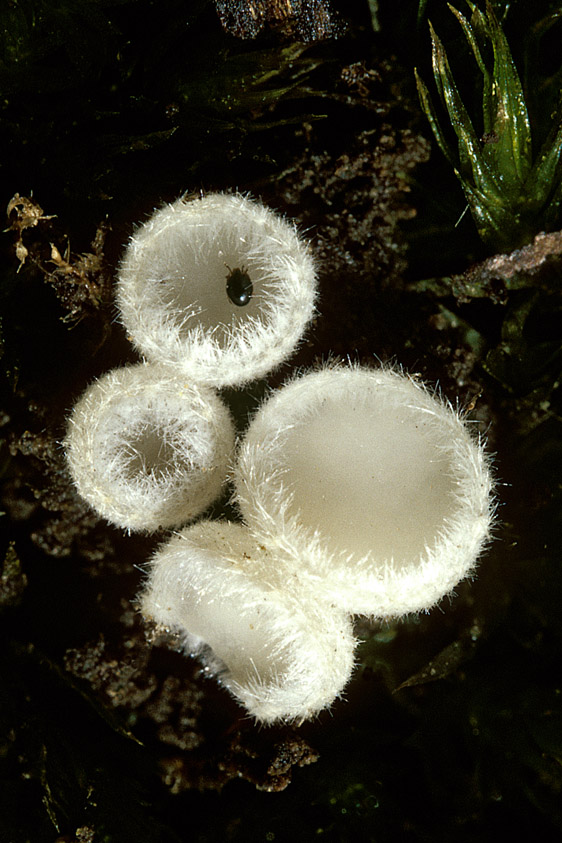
(65, 363), (235, 532)
(116, 193), (317, 387)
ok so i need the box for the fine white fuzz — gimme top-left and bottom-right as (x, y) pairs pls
(117, 193), (317, 387)
(65, 363), (235, 532)
(235, 364), (493, 618)
(141, 521), (355, 724)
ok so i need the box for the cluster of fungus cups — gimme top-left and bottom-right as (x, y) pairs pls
(143, 365), (493, 722)
(66, 192), (494, 724)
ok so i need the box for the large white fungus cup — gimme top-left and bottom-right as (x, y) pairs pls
(116, 193), (317, 387)
(65, 363), (235, 532)
(141, 520), (355, 724)
(235, 365), (494, 618)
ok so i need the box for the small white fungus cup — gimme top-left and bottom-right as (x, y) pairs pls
(141, 520), (355, 724)
(117, 193), (317, 387)
(65, 363), (235, 532)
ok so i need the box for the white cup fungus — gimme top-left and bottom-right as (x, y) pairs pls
(236, 365), (493, 617)
(63, 185), (495, 724)
(141, 520), (355, 724)
(65, 363), (235, 532)
(116, 192), (317, 387)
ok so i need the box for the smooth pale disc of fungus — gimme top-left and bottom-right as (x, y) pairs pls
(65, 363), (235, 532)
(141, 521), (355, 724)
(116, 193), (317, 387)
(235, 365), (493, 617)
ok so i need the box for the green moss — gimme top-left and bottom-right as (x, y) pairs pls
(416, 1), (562, 250)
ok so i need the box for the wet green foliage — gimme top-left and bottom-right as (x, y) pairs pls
(416, 1), (562, 250)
